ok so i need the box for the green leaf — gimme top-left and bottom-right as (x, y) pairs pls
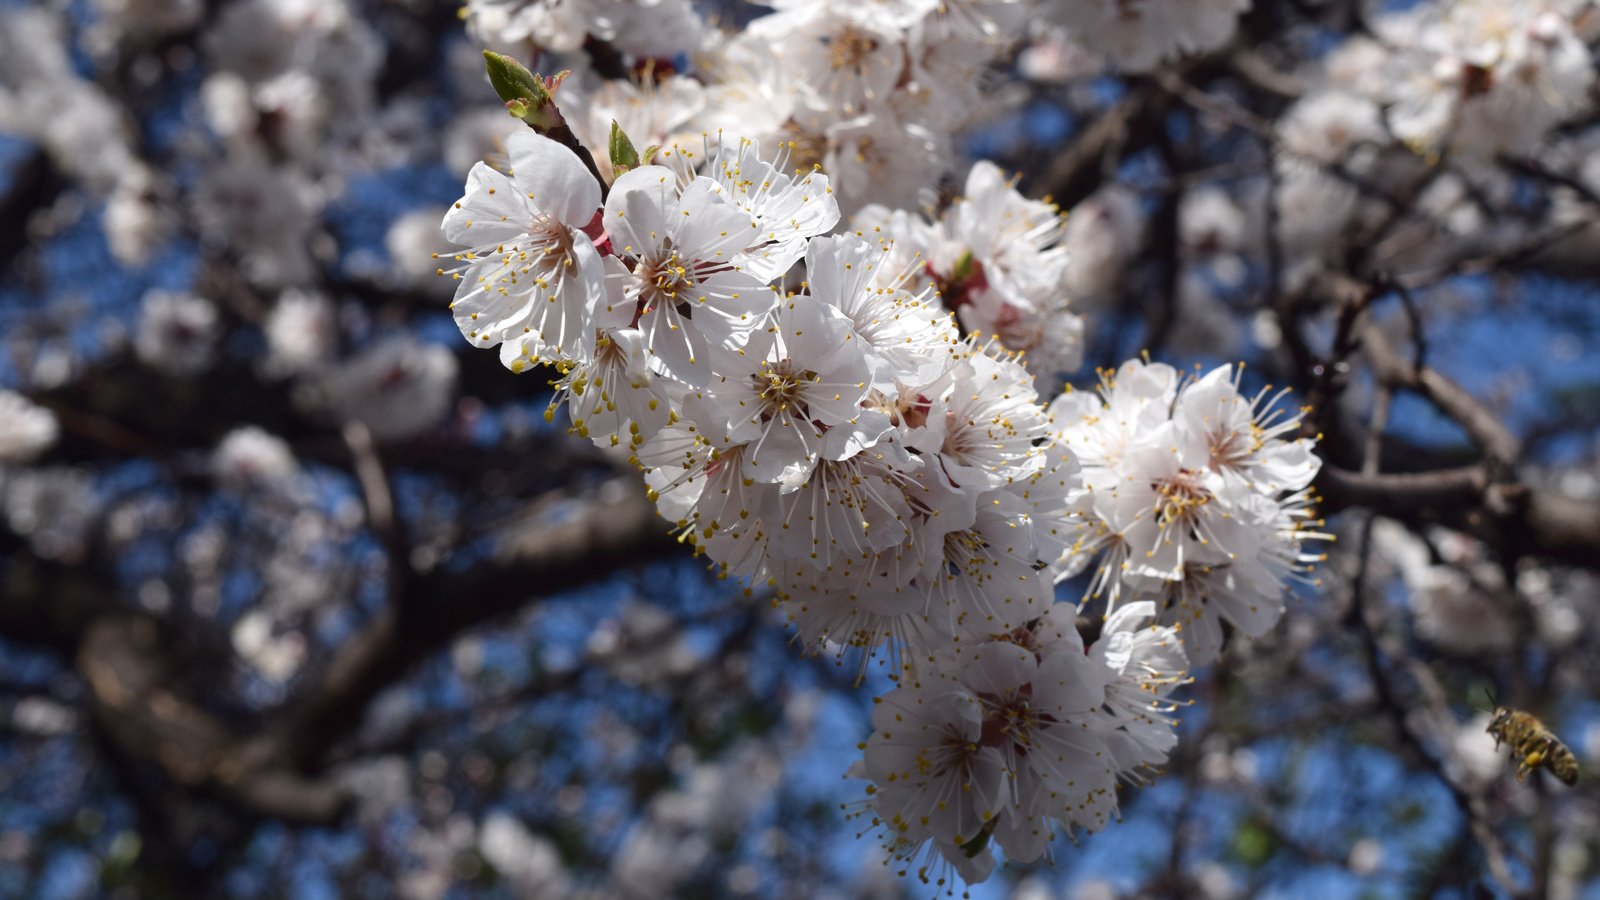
(609, 120), (641, 174)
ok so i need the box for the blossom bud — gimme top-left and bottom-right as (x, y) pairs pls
(483, 51), (568, 131)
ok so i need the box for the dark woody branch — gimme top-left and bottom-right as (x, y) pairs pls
(1312, 405), (1600, 570)
(1036, 81), (1173, 211)
(0, 474), (680, 824)
(1359, 322), (1521, 467)
(78, 613), (347, 824)
(256, 475), (678, 771)
(0, 540), (344, 823)
(1299, 273), (1600, 569)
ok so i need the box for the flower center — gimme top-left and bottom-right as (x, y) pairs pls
(916, 725), (981, 778)
(1461, 62), (1495, 97)
(977, 684), (1043, 750)
(1207, 427), (1252, 471)
(754, 361), (819, 421)
(828, 26), (880, 71)
(930, 250), (988, 312)
(1154, 471), (1211, 526)
(633, 250), (698, 319)
(376, 363), (413, 392)
(529, 213), (570, 248)
(782, 120), (828, 172)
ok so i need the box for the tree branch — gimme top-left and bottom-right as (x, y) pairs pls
(1035, 81), (1171, 210)
(0, 149), (68, 276)
(0, 474), (684, 824)
(78, 613), (348, 824)
(259, 477), (679, 770)
(1345, 513), (1527, 897)
(1360, 324), (1520, 466)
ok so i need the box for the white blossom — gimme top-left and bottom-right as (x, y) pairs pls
(430, 122), (1329, 888)
(1052, 362), (1327, 664)
(105, 167), (174, 267)
(697, 294), (886, 483)
(0, 391), (60, 465)
(469, 0), (705, 58)
(3, 467), (99, 563)
(467, 0), (590, 52)
(441, 131), (619, 372)
(701, 137), (841, 283)
(1089, 601), (1188, 775)
(698, 32), (802, 146)
(749, 2), (914, 117)
(322, 335), (459, 443)
(265, 289), (338, 376)
(0, 8), (135, 192)
(824, 111), (950, 213)
(192, 160), (318, 288)
(212, 427), (301, 491)
(478, 813), (570, 898)
(549, 326), (678, 449)
(385, 207), (454, 289)
(87, 0), (203, 50)
(570, 75), (706, 181)
(855, 609), (1174, 880)
(805, 232), (955, 390)
(1042, 0), (1252, 72)
(1381, 0), (1596, 161)
(135, 290), (221, 376)
(602, 165), (772, 385)
(232, 609), (306, 682)
(927, 162), (1082, 373)
(1063, 186), (1143, 311)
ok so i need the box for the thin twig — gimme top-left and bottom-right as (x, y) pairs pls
(1347, 514), (1528, 896)
(342, 420), (408, 576)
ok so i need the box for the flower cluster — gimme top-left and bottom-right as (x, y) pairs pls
(1243, 0), (1600, 292)
(857, 602), (1186, 885)
(465, 0), (1039, 212)
(438, 118), (1324, 881)
(21, 0), (1600, 887)
(1040, 0), (1252, 72)
(1377, 0), (1596, 161)
(858, 161), (1084, 377)
(469, 0), (704, 58)
(1052, 360), (1327, 665)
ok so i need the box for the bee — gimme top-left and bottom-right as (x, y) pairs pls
(1485, 694), (1579, 787)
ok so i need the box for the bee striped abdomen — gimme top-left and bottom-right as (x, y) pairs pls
(1488, 707), (1579, 787)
